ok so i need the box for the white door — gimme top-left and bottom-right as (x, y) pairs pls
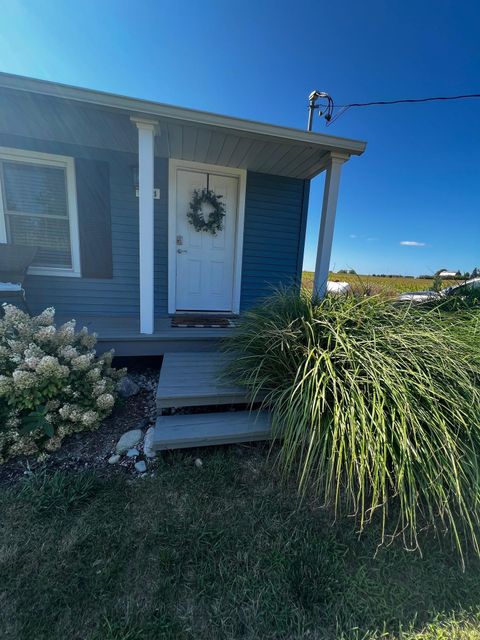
(175, 169), (239, 311)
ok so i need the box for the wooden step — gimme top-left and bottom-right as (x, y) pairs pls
(156, 351), (246, 412)
(152, 410), (271, 451)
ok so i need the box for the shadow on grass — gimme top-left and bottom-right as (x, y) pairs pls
(1, 447), (480, 640)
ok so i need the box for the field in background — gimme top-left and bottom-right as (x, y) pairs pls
(302, 272), (457, 294)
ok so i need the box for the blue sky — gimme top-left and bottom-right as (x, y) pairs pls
(1, 0), (479, 275)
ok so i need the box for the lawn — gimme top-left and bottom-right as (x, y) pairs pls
(302, 271), (458, 294)
(3, 448), (480, 640)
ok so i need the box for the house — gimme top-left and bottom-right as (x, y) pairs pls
(0, 72), (366, 356)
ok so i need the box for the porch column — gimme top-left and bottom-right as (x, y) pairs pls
(131, 117), (158, 334)
(313, 153), (348, 299)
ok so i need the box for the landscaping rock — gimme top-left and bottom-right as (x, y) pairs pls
(108, 454), (120, 464)
(143, 427), (156, 459)
(126, 448), (139, 457)
(116, 376), (140, 398)
(115, 429), (143, 455)
(135, 460), (147, 473)
(194, 458), (203, 468)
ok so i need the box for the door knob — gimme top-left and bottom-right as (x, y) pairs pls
(177, 249), (187, 254)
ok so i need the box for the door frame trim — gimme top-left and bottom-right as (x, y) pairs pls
(168, 158), (247, 315)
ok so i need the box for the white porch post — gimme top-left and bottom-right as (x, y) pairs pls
(131, 117), (158, 334)
(313, 153), (348, 299)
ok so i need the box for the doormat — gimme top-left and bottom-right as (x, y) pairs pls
(171, 316), (237, 328)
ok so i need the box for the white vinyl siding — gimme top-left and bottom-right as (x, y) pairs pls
(0, 147), (80, 277)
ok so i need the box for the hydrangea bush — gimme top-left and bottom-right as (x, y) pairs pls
(0, 304), (125, 463)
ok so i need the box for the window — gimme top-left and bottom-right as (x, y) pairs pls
(0, 147), (80, 277)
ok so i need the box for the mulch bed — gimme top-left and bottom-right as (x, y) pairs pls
(0, 389), (154, 486)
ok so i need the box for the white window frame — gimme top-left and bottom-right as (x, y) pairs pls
(168, 159), (246, 315)
(0, 146), (81, 278)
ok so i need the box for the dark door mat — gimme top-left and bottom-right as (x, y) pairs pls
(171, 316), (236, 328)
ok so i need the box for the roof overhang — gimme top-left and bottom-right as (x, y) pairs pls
(0, 72), (366, 179)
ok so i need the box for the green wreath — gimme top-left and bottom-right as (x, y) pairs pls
(187, 188), (226, 235)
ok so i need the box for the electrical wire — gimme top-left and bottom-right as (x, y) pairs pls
(312, 93), (480, 126)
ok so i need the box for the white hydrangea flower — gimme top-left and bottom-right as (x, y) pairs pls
(69, 408), (83, 422)
(5, 415), (21, 430)
(7, 339), (26, 354)
(92, 379), (107, 396)
(59, 404), (72, 419)
(12, 370), (36, 389)
(86, 367), (101, 382)
(59, 345), (78, 361)
(57, 322), (76, 344)
(36, 355), (61, 376)
(81, 410), (98, 427)
(3, 304), (28, 323)
(36, 325), (57, 341)
(35, 307), (55, 326)
(96, 393), (114, 411)
(79, 333), (97, 349)
(24, 343), (44, 360)
(71, 354), (94, 371)
(24, 356), (40, 370)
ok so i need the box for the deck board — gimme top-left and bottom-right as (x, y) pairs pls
(156, 352), (246, 410)
(152, 410), (271, 450)
(55, 315), (232, 356)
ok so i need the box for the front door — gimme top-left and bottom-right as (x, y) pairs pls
(175, 168), (239, 312)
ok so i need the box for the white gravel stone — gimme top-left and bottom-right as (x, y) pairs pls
(194, 458), (203, 468)
(143, 427), (156, 458)
(135, 460), (147, 473)
(115, 429), (143, 455)
(108, 454), (120, 464)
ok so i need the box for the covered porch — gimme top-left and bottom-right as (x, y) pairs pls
(0, 73), (366, 353)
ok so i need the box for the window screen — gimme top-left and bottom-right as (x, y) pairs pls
(1, 160), (72, 269)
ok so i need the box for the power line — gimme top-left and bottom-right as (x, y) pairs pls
(337, 93), (480, 108)
(310, 92), (480, 127)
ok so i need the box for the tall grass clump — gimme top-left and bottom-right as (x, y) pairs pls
(225, 288), (480, 560)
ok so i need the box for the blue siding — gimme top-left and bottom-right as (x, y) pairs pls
(0, 133), (141, 316)
(241, 172), (308, 309)
(0, 139), (308, 318)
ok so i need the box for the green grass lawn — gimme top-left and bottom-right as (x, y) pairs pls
(3, 447), (480, 639)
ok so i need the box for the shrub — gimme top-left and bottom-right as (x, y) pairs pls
(0, 304), (125, 463)
(225, 288), (480, 560)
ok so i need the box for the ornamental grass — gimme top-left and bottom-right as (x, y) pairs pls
(225, 288), (480, 560)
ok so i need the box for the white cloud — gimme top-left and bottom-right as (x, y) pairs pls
(349, 234), (357, 239)
(400, 240), (426, 247)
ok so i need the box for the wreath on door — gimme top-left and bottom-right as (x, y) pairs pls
(187, 188), (226, 235)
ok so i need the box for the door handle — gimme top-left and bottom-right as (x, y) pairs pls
(177, 249), (187, 254)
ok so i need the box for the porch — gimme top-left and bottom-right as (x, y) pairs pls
(56, 314), (232, 356)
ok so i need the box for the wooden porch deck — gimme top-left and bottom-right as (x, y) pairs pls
(55, 314), (232, 356)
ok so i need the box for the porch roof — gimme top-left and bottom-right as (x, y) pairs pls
(0, 72), (366, 180)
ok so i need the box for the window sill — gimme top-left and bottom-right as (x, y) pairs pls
(27, 267), (81, 278)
